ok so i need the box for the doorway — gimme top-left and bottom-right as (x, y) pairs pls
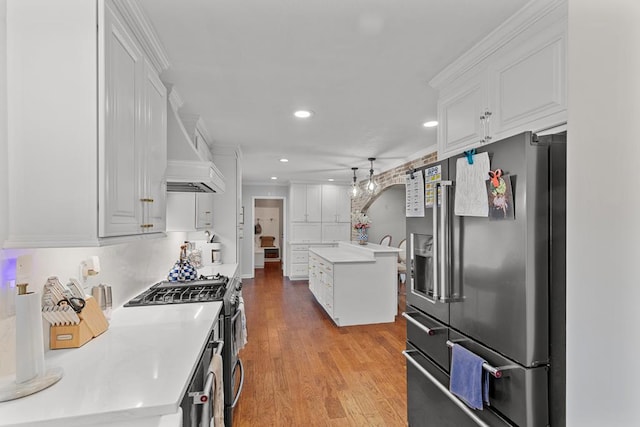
(252, 197), (285, 273)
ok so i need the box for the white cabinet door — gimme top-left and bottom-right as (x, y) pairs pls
(321, 185), (351, 222)
(143, 61), (167, 232)
(490, 20), (567, 140)
(290, 184), (308, 222)
(321, 185), (337, 222)
(290, 184), (322, 222)
(195, 193), (214, 230)
(100, 2), (144, 237)
(166, 193), (213, 231)
(306, 185), (322, 222)
(437, 73), (488, 159)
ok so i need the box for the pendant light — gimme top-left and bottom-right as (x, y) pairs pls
(366, 157), (378, 194)
(350, 167), (359, 198)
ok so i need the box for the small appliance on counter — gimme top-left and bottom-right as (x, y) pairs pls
(0, 283), (63, 403)
(201, 242), (222, 265)
(168, 244), (198, 282)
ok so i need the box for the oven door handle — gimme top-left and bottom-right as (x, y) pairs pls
(402, 350), (490, 427)
(231, 358), (245, 408)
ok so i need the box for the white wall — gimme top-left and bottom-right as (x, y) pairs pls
(0, 0), (6, 250)
(241, 184), (288, 277)
(365, 184), (406, 247)
(567, 1), (640, 425)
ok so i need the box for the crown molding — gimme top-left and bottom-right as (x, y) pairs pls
(429, 0), (567, 89)
(110, 0), (170, 73)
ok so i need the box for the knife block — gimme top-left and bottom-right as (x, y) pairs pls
(50, 296), (109, 349)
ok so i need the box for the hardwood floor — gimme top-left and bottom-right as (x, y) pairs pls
(234, 261), (408, 426)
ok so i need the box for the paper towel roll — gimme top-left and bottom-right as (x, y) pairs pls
(15, 292), (45, 383)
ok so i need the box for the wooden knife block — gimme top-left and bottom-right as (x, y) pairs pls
(50, 296), (109, 349)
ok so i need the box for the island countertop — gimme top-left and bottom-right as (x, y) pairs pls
(309, 241), (400, 264)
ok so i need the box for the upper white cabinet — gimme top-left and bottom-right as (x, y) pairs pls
(290, 184), (322, 222)
(437, 73), (489, 157)
(431, 0), (567, 159)
(5, 0), (170, 247)
(321, 185), (351, 223)
(167, 193), (213, 231)
(100, 3), (167, 237)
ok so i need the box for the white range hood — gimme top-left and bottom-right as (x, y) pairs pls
(166, 87), (225, 193)
(166, 160), (225, 193)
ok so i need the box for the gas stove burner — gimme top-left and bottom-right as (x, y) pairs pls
(124, 276), (230, 307)
(198, 273), (225, 281)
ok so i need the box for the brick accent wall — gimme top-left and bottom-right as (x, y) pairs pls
(350, 152), (438, 239)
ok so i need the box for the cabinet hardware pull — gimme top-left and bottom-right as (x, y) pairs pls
(140, 198), (154, 203)
(140, 224), (154, 228)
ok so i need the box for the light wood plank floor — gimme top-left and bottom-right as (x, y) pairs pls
(234, 261), (408, 426)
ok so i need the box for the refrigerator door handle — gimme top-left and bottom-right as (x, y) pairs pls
(403, 350), (490, 427)
(432, 185), (440, 300)
(433, 181), (453, 302)
(402, 312), (446, 336)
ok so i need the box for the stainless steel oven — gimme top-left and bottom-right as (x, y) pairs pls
(180, 332), (224, 427)
(125, 273), (245, 427)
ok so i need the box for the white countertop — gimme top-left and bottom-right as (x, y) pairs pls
(0, 263), (239, 427)
(339, 241), (402, 253)
(309, 242), (401, 263)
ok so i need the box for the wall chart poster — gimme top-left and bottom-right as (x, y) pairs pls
(405, 170), (425, 217)
(424, 164), (442, 208)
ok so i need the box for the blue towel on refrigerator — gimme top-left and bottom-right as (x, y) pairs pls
(449, 344), (490, 410)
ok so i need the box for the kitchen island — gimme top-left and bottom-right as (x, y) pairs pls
(309, 242), (400, 326)
(0, 264), (239, 427)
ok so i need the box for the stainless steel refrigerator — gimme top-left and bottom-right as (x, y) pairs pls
(403, 131), (566, 426)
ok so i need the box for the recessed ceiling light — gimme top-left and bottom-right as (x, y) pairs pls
(328, 178), (335, 182)
(279, 158), (289, 163)
(271, 176), (278, 180)
(423, 120), (438, 128)
(294, 110), (313, 119)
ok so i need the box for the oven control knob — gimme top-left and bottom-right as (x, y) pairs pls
(200, 395), (208, 403)
(235, 281), (242, 291)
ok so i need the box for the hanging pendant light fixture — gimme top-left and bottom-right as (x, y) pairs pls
(366, 157), (378, 194)
(350, 167), (359, 198)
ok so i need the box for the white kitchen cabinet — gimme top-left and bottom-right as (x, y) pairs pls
(308, 243), (399, 326)
(5, 0), (169, 247)
(167, 193), (213, 231)
(321, 185), (351, 223)
(100, 4), (168, 237)
(431, 0), (567, 159)
(143, 64), (168, 232)
(290, 184), (322, 222)
(287, 242), (335, 280)
(489, 19), (567, 140)
(437, 73), (489, 159)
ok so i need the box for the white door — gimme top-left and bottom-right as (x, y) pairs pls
(437, 73), (488, 158)
(100, 3), (144, 237)
(143, 61), (167, 232)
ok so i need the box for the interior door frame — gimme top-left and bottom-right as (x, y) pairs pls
(252, 196), (287, 273)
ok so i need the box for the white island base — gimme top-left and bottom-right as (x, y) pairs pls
(309, 242), (401, 327)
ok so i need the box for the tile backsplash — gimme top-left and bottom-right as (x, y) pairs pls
(0, 232), (188, 376)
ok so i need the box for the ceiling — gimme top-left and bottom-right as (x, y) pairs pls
(138, 0), (528, 185)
